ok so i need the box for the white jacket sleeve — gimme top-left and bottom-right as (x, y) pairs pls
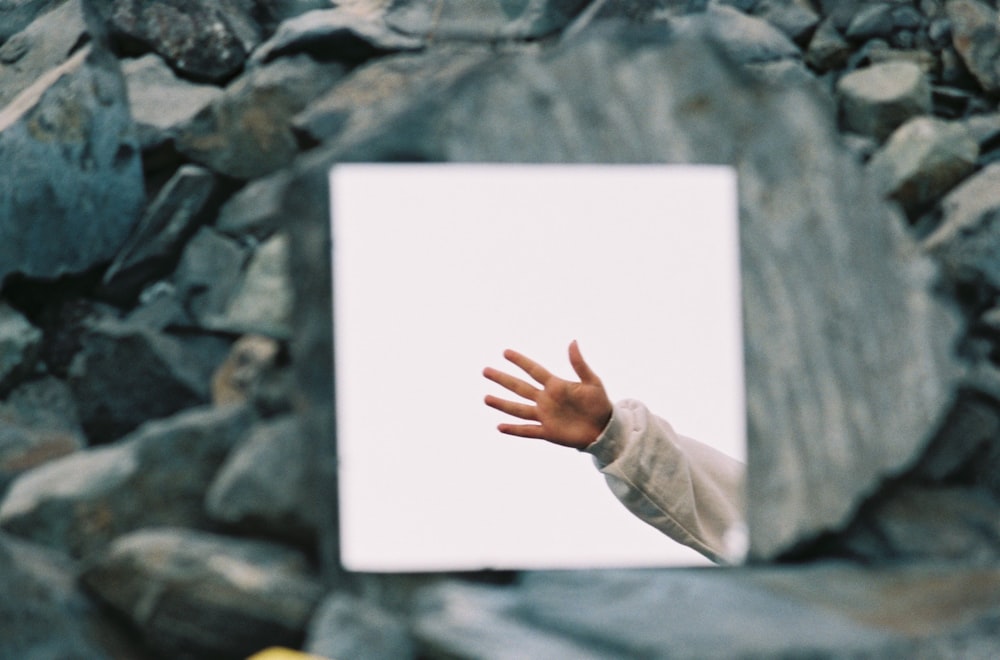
(584, 399), (746, 564)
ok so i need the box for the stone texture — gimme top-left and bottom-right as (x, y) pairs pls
(299, 25), (961, 560)
(121, 53), (223, 149)
(806, 16), (852, 70)
(250, 6), (424, 65)
(174, 55), (346, 179)
(868, 116), (978, 218)
(0, 0), (88, 109)
(0, 531), (144, 659)
(838, 60), (933, 141)
(0, 302), (41, 394)
(923, 163), (1000, 292)
(81, 527), (324, 660)
(753, 0), (821, 44)
(0, 405), (253, 557)
(385, 0), (590, 40)
(206, 232), (293, 339)
(669, 3), (802, 63)
(947, 0), (1000, 94)
(172, 226), (249, 330)
(305, 592), (414, 660)
(0, 44), (145, 284)
(101, 164), (218, 303)
(206, 415), (315, 543)
(67, 317), (213, 443)
(103, 0), (261, 83)
(216, 170), (291, 237)
(0, 377), (84, 495)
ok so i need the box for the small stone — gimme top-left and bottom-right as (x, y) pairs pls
(806, 17), (852, 71)
(868, 116), (978, 218)
(837, 60), (932, 140)
(947, 0), (1000, 94)
(0, 303), (41, 395)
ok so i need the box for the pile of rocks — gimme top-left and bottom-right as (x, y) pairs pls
(1, 0), (999, 658)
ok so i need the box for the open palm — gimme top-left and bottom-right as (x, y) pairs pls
(483, 341), (613, 449)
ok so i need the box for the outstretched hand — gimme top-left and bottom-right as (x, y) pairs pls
(483, 341), (613, 450)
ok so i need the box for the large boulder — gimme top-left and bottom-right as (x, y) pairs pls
(0, 405), (254, 557)
(290, 24), (961, 560)
(0, 43), (145, 284)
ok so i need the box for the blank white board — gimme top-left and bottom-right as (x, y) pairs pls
(330, 164), (745, 572)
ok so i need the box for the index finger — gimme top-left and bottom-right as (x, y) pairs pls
(503, 348), (553, 385)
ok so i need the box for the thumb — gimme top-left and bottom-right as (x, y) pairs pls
(568, 340), (600, 384)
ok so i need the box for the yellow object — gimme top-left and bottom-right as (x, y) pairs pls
(246, 648), (332, 660)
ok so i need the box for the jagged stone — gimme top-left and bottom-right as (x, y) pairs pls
(0, 302), (41, 394)
(174, 55), (346, 179)
(0, 377), (84, 495)
(101, 165), (217, 303)
(837, 60), (933, 140)
(216, 170), (290, 237)
(923, 163), (1000, 291)
(296, 25), (961, 560)
(946, 0), (1000, 94)
(211, 334), (292, 416)
(305, 592), (413, 660)
(101, 0), (261, 83)
(206, 415), (314, 542)
(292, 46), (490, 146)
(81, 527), (324, 660)
(0, 532), (143, 659)
(868, 116), (978, 218)
(806, 15), (853, 70)
(254, 0), (332, 30)
(172, 226), (249, 330)
(845, 2), (898, 41)
(121, 53), (223, 149)
(0, 0), (64, 43)
(753, 0), (821, 44)
(0, 44), (145, 284)
(205, 233), (292, 339)
(669, 3), (801, 63)
(250, 6), (424, 65)
(385, 0), (590, 40)
(0, 0), (88, 109)
(0, 405), (253, 557)
(66, 317), (213, 443)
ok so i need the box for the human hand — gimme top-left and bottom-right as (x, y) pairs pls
(483, 341), (613, 450)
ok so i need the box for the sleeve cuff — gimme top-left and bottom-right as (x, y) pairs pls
(583, 400), (633, 467)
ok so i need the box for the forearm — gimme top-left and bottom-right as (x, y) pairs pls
(585, 399), (746, 564)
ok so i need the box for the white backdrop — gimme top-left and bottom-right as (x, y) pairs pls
(330, 164), (745, 571)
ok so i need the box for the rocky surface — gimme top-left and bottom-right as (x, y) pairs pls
(0, 0), (998, 657)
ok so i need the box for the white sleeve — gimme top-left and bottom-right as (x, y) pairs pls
(584, 399), (746, 564)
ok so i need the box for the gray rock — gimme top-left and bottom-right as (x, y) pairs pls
(0, 302), (41, 394)
(172, 226), (248, 330)
(868, 116), (978, 218)
(206, 233), (293, 339)
(103, 0), (260, 83)
(0, 405), (253, 557)
(210, 334), (292, 415)
(0, 0), (88, 109)
(121, 54), (223, 149)
(67, 317), (213, 443)
(845, 2), (897, 41)
(297, 26), (961, 560)
(293, 46), (490, 146)
(837, 60), (932, 141)
(0, 377), (83, 496)
(100, 165), (218, 303)
(305, 592), (413, 660)
(250, 6), (424, 65)
(216, 170), (291, 237)
(0, 44), (145, 284)
(81, 527), (324, 660)
(255, 0), (332, 29)
(206, 415), (314, 542)
(946, 0), (1000, 94)
(0, 532), (143, 659)
(0, 0), (63, 43)
(805, 16), (852, 71)
(669, 3), (801, 63)
(923, 163), (1000, 291)
(752, 0), (820, 44)
(174, 55), (346, 179)
(385, 0), (590, 40)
